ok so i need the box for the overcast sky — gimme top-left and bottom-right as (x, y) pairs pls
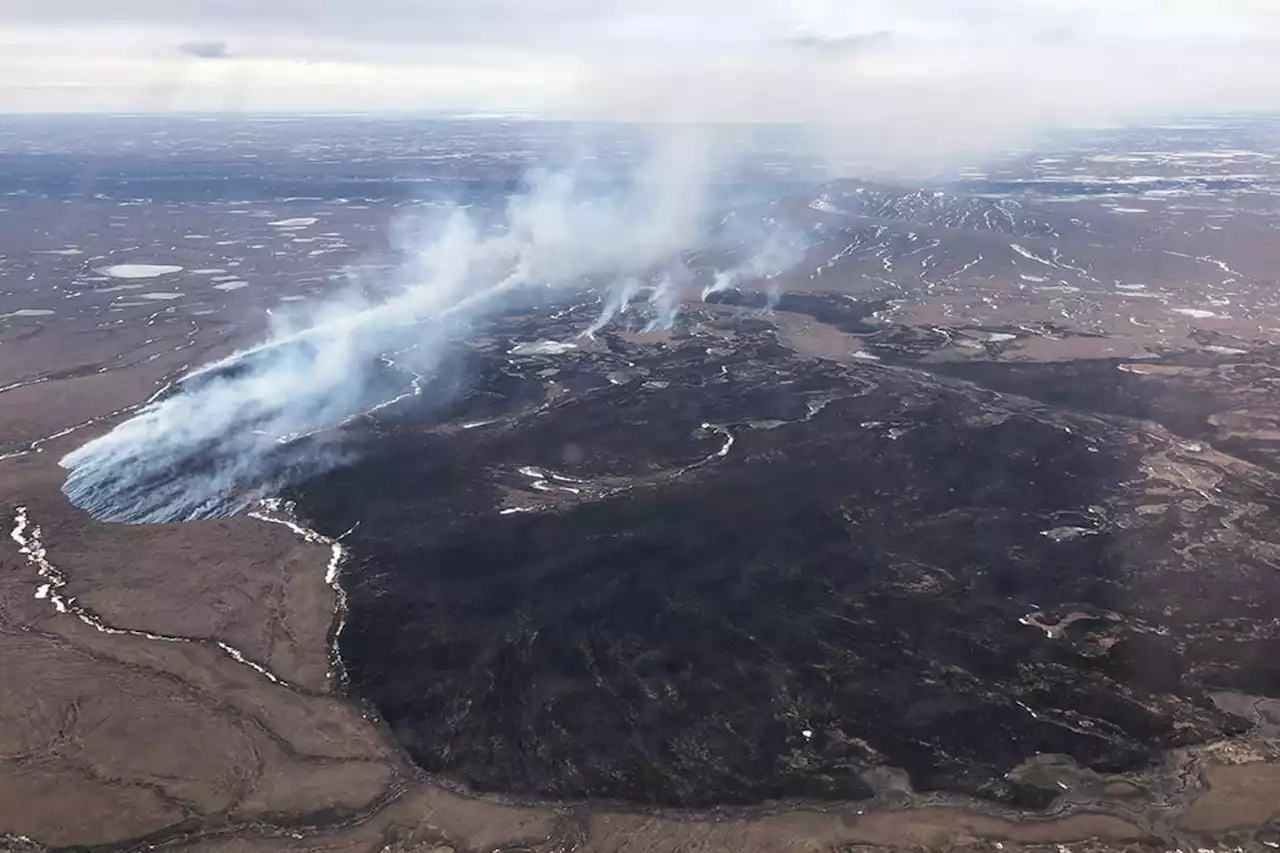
(2, 0), (1279, 124)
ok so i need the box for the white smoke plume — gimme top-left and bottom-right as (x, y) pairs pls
(702, 219), (809, 301)
(582, 277), (642, 339)
(640, 267), (685, 334)
(61, 136), (807, 523)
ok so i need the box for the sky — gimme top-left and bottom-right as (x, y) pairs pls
(2, 0), (1279, 123)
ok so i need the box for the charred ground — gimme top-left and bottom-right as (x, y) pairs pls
(291, 298), (1278, 810)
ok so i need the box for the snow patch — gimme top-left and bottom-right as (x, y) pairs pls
(509, 340), (579, 356)
(96, 264), (184, 279)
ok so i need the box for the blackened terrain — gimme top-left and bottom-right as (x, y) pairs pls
(294, 303), (1277, 809)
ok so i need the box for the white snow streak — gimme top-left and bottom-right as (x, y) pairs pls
(8, 505), (292, 686)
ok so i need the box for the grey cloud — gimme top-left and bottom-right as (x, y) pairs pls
(785, 29), (893, 55)
(3, 0), (1280, 135)
(5, 0), (1280, 56)
(178, 40), (230, 59)
(2, 0), (670, 46)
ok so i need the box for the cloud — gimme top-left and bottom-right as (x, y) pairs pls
(2, 0), (1278, 50)
(178, 40), (230, 60)
(785, 28), (893, 55)
(0, 1), (1278, 132)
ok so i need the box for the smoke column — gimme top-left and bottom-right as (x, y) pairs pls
(702, 218), (807, 300)
(582, 277), (641, 339)
(61, 142), (808, 523)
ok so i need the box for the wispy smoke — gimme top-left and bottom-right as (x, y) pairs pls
(640, 265), (688, 334)
(582, 277), (641, 339)
(61, 136), (808, 523)
(702, 217), (808, 301)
